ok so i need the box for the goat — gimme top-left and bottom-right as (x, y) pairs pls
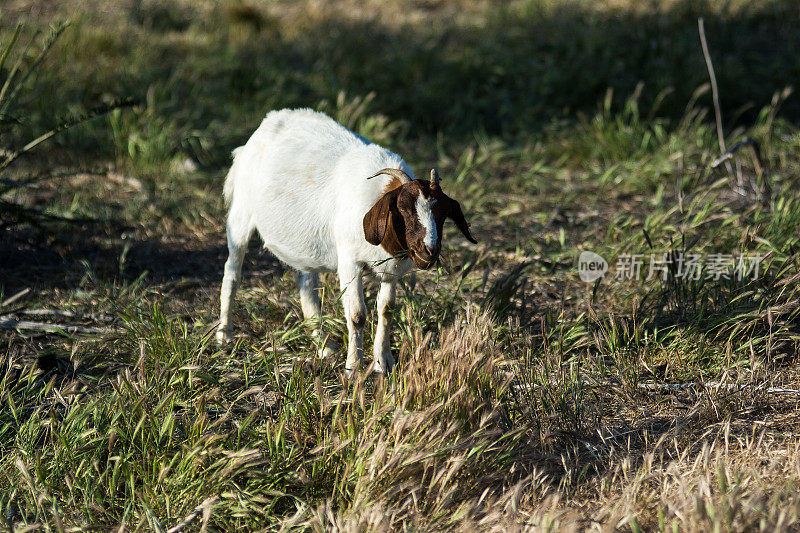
(217, 108), (477, 374)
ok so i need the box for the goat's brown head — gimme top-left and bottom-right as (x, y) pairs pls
(363, 168), (477, 269)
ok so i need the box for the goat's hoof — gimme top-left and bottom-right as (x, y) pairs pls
(318, 340), (340, 359)
(373, 351), (395, 374)
(344, 355), (364, 379)
(215, 328), (230, 344)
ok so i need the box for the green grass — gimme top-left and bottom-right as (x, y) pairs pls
(3, 0), (800, 530)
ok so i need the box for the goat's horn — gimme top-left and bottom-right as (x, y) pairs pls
(430, 168), (440, 189)
(366, 168), (412, 183)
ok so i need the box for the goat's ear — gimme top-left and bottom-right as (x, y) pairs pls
(445, 196), (478, 244)
(364, 189), (399, 245)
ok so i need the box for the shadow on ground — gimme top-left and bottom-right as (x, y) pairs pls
(0, 228), (284, 296)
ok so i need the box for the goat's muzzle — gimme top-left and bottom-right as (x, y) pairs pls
(411, 245), (439, 269)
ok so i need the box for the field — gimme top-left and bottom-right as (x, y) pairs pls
(2, 0), (800, 530)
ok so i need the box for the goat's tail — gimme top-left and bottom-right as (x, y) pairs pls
(223, 146), (245, 207)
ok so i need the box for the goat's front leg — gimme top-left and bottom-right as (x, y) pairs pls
(338, 262), (366, 376)
(373, 280), (396, 373)
(295, 271), (339, 358)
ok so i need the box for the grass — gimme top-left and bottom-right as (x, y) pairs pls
(2, 0), (800, 530)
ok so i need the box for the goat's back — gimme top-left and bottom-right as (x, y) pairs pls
(223, 108), (406, 272)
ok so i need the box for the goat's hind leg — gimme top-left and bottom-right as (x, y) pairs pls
(217, 209), (252, 343)
(295, 271), (339, 358)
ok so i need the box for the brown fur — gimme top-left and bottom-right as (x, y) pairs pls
(385, 176), (403, 192)
(363, 188), (399, 246)
(363, 172), (477, 270)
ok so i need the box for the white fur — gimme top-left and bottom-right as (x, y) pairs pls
(416, 194), (437, 249)
(217, 108), (418, 374)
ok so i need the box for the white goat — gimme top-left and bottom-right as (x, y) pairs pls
(217, 108), (476, 374)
